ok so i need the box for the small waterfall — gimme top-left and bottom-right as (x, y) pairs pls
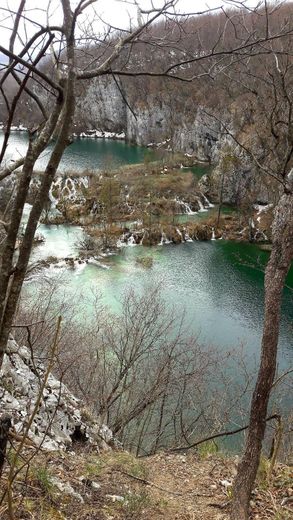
(159, 231), (171, 245)
(211, 227), (216, 240)
(176, 228), (184, 242)
(66, 178), (77, 200)
(201, 193), (214, 208)
(117, 233), (127, 248)
(117, 232), (139, 247)
(48, 189), (57, 207)
(183, 229), (193, 242)
(196, 196), (208, 212)
(49, 179), (61, 208)
(127, 234), (137, 246)
(175, 197), (196, 215)
(80, 176), (89, 189)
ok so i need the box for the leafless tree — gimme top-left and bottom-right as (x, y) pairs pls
(222, 45), (293, 520)
(0, 0), (187, 365)
(0, 4), (293, 517)
(195, 11), (293, 516)
(15, 280), (261, 458)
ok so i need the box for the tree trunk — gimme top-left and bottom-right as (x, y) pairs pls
(0, 100), (62, 341)
(231, 190), (293, 520)
(0, 416), (11, 478)
(0, 1), (76, 367)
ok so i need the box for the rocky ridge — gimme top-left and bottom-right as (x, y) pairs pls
(0, 337), (114, 452)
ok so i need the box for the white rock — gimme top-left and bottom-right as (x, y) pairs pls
(0, 341), (113, 452)
(219, 479), (232, 488)
(106, 495), (125, 502)
(51, 478), (84, 503)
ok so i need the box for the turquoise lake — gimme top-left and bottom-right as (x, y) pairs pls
(3, 131), (292, 449)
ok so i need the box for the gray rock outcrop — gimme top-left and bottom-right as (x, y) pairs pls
(0, 338), (114, 451)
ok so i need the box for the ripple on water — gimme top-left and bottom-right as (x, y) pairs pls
(28, 230), (293, 369)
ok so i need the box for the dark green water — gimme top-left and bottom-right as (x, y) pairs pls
(1, 131), (147, 172)
(3, 130), (291, 377)
(11, 128), (290, 450)
(31, 224), (292, 373)
(184, 164), (211, 178)
(29, 226), (292, 451)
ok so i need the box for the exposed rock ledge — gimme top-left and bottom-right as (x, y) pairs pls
(0, 338), (114, 452)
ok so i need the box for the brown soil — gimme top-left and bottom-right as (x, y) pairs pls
(0, 448), (291, 520)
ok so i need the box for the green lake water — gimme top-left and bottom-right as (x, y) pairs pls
(8, 129), (290, 372)
(31, 225), (292, 374)
(1, 131), (147, 172)
(3, 131), (292, 448)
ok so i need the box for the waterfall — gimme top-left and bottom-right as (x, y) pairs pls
(176, 228), (184, 242)
(127, 234), (137, 246)
(117, 233), (127, 248)
(201, 193), (214, 208)
(211, 227), (216, 240)
(183, 229), (193, 242)
(117, 232), (139, 247)
(49, 184), (58, 208)
(80, 176), (89, 189)
(174, 194), (214, 215)
(175, 197), (196, 215)
(196, 196), (208, 212)
(66, 178), (77, 200)
(159, 231), (171, 245)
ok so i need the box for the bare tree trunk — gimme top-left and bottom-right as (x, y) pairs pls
(231, 189), (293, 520)
(0, 101), (62, 334)
(0, 0), (76, 367)
(0, 416), (11, 478)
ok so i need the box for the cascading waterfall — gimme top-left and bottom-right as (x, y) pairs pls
(159, 231), (171, 245)
(48, 178), (62, 208)
(196, 196), (205, 212)
(49, 176), (89, 208)
(127, 235), (137, 246)
(174, 197), (196, 215)
(117, 233), (126, 248)
(176, 228), (184, 242)
(117, 233), (138, 247)
(65, 178), (77, 201)
(183, 228), (193, 242)
(174, 193), (213, 214)
(201, 193), (214, 208)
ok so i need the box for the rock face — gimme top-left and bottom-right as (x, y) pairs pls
(173, 108), (221, 162)
(0, 338), (114, 451)
(126, 101), (171, 146)
(199, 148), (281, 205)
(74, 77), (221, 160)
(75, 77), (126, 134)
(73, 78), (279, 206)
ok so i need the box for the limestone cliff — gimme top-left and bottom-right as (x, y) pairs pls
(0, 338), (114, 451)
